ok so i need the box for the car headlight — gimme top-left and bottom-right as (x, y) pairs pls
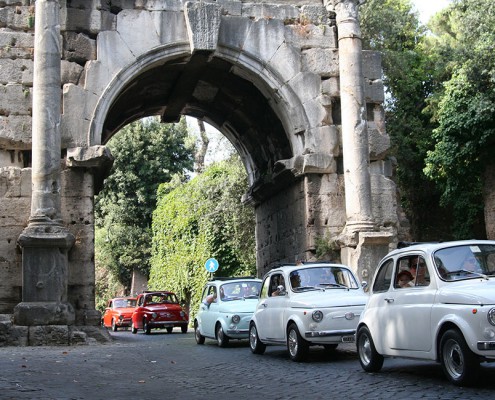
(151, 312), (157, 319)
(488, 308), (495, 326)
(312, 310), (323, 323)
(180, 311), (186, 317)
(232, 315), (241, 324)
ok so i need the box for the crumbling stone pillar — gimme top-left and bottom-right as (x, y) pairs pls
(14, 0), (75, 326)
(334, 0), (375, 234)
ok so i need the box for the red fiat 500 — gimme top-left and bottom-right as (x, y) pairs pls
(102, 297), (137, 331)
(131, 291), (189, 334)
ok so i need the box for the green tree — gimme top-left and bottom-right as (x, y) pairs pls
(424, 0), (495, 238)
(95, 117), (194, 290)
(149, 155), (256, 319)
(360, 0), (458, 240)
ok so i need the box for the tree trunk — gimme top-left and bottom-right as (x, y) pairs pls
(194, 120), (209, 174)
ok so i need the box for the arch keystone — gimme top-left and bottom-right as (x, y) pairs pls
(185, 2), (222, 53)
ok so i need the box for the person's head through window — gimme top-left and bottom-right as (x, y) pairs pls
(397, 270), (413, 288)
(462, 255), (481, 272)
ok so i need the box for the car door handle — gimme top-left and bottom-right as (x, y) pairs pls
(261, 303), (267, 308)
(384, 298), (394, 303)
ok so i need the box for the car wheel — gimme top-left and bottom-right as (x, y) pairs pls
(131, 321), (137, 334)
(356, 325), (384, 372)
(194, 321), (205, 345)
(111, 319), (118, 332)
(166, 327), (173, 334)
(143, 318), (151, 335)
(440, 329), (479, 386)
(216, 324), (230, 348)
(181, 325), (188, 334)
(249, 323), (266, 355)
(287, 323), (309, 362)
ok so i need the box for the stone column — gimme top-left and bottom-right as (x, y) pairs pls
(333, 0), (375, 234)
(14, 0), (75, 326)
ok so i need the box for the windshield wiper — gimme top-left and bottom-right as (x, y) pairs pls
(318, 283), (349, 289)
(447, 269), (489, 280)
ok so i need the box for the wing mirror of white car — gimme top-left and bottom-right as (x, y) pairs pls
(361, 281), (368, 290)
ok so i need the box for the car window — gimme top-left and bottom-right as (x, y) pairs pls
(269, 273), (286, 296)
(260, 277), (270, 299)
(393, 255), (430, 288)
(434, 243), (495, 280)
(201, 285), (217, 304)
(372, 259), (394, 293)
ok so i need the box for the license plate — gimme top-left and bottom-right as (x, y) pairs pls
(342, 335), (355, 343)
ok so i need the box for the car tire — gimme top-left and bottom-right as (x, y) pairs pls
(143, 318), (151, 335)
(216, 324), (230, 348)
(249, 322), (266, 355)
(356, 325), (384, 372)
(181, 325), (188, 334)
(287, 323), (309, 362)
(194, 321), (205, 345)
(111, 319), (118, 332)
(131, 321), (137, 334)
(440, 329), (479, 386)
(166, 327), (173, 334)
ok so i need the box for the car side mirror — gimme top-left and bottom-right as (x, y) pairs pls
(361, 281), (368, 289)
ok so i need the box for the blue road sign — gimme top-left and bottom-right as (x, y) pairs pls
(204, 258), (219, 273)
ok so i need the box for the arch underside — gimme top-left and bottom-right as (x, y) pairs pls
(101, 51), (294, 191)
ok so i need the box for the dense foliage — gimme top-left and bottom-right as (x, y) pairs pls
(94, 118), (194, 292)
(149, 155), (256, 318)
(424, 0), (495, 238)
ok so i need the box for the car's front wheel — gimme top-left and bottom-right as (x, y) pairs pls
(356, 325), (384, 372)
(143, 318), (151, 335)
(249, 323), (266, 355)
(181, 325), (188, 334)
(166, 327), (173, 334)
(216, 324), (230, 347)
(194, 321), (205, 345)
(287, 323), (309, 362)
(440, 329), (479, 386)
(131, 321), (137, 334)
(111, 319), (118, 332)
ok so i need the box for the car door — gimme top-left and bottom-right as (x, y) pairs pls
(199, 285), (218, 337)
(386, 254), (435, 352)
(254, 272), (287, 342)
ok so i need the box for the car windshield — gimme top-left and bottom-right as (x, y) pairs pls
(434, 244), (495, 281)
(114, 299), (136, 308)
(220, 281), (261, 301)
(145, 293), (179, 304)
(289, 266), (359, 291)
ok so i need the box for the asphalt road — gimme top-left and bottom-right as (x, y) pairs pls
(1, 328), (494, 400)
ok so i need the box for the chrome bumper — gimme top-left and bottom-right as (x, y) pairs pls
(305, 329), (356, 340)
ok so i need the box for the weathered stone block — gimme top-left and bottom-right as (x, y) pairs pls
(0, 31), (35, 59)
(61, 60), (84, 86)
(61, 8), (116, 34)
(0, 115), (32, 148)
(185, 2), (222, 53)
(364, 78), (384, 103)
(302, 48), (339, 77)
(0, 84), (32, 115)
(0, 59), (33, 85)
(267, 42), (301, 83)
(62, 32), (96, 64)
(28, 325), (71, 346)
(362, 50), (382, 80)
(285, 23), (337, 50)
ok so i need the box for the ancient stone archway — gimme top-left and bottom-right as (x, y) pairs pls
(0, 0), (405, 344)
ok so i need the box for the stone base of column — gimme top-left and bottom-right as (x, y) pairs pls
(13, 302), (75, 326)
(341, 231), (394, 285)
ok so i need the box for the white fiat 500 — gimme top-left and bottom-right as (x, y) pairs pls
(249, 262), (368, 362)
(356, 240), (495, 386)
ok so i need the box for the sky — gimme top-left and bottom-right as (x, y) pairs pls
(411, 0), (452, 23)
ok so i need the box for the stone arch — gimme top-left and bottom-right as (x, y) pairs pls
(88, 42), (311, 188)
